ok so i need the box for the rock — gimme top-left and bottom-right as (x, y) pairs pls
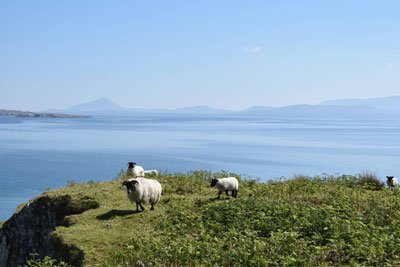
(0, 194), (99, 267)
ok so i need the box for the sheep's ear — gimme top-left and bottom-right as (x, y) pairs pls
(122, 181), (127, 186)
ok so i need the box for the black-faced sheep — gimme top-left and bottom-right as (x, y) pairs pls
(126, 162), (145, 177)
(386, 176), (398, 189)
(210, 177), (239, 199)
(122, 178), (162, 211)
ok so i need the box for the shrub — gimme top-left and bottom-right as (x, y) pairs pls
(355, 172), (384, 191)
(24, 254), (71, 267)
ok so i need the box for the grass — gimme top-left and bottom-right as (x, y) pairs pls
(22, 171), (400, 266)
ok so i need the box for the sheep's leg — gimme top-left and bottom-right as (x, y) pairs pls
(139, 202), (145, 211)
(135, 201), (140, 212)
(217, 191), (221, 199)
(150, 204), (154, 211)
(233, 190), (238, 198)
(225, 191), (229, 196)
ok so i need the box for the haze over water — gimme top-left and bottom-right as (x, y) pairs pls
(1, 114), (400, 220)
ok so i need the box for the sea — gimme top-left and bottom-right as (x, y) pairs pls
(1, 114), (400, 220)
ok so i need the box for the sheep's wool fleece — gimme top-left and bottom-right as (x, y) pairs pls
(128, 165), (145, 177)
(144, 170), (159, 176)
(127, 178), (162, 204)
(215, 177), (239, 191)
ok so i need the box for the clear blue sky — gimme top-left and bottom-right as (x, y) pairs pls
(1, 1), (399, 111)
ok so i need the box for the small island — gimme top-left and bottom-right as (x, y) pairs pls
(0, 109), (90, 118)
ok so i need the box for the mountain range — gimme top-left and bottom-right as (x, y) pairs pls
(43, 96), (400, 118)
(45, 97), (234, 115)
(320, 96), (400, 110)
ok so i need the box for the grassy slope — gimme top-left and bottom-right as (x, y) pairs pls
(48, 171), (233, 266)
(41, 172), (400, 266)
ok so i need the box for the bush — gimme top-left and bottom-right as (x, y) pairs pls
(355, 172), (384, 191)
(24, 254), (71, 267)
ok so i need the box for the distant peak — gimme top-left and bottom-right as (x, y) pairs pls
(65, 97), (126, 113)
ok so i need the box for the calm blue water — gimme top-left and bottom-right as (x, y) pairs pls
(1, 114), (400, 220)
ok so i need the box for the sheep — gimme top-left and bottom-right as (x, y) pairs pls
(386, 176), (398, 189)
(126, 162), (145, 177)
(144, 169), (160, 177)
(122, 178), (162, 211)
(210, 177), (239, 199)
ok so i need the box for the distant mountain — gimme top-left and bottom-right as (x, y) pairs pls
(45, 97), (140, 115)
(320, 96), (400, 110)
(232, 104), (398, 119)
(46, 98), (232, 115)
(65, 97), (127, 113)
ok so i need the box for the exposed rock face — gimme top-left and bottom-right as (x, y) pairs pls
(0, 194), (99, 267)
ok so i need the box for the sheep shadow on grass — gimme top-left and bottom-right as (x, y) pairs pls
(210, 196), (236, 202)
(96, 209), (138, 220)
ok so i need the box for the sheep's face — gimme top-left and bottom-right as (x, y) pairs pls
(126, 162), (137, 174)
(210, 179), (219, 187)
(387, 176), (395, 182)
(127, 162), (136, 169)
(123, 180), (139, 194)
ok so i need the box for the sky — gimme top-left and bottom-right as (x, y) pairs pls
(1, 1), (399, 111)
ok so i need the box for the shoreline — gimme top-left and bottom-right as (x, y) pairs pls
(0, 109), (90, 118)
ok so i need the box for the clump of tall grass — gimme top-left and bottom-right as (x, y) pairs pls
(355, 171), (384, 190)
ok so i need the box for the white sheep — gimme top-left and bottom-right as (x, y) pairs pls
(386, 176), (398, 189)
(122, 178), (162, 211)
(144, 169), (160, 177)
(126, 162), (145, 177)
(210, 177), (239, 199)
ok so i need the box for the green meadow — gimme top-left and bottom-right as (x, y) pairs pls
(24, 171), (400, 266)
